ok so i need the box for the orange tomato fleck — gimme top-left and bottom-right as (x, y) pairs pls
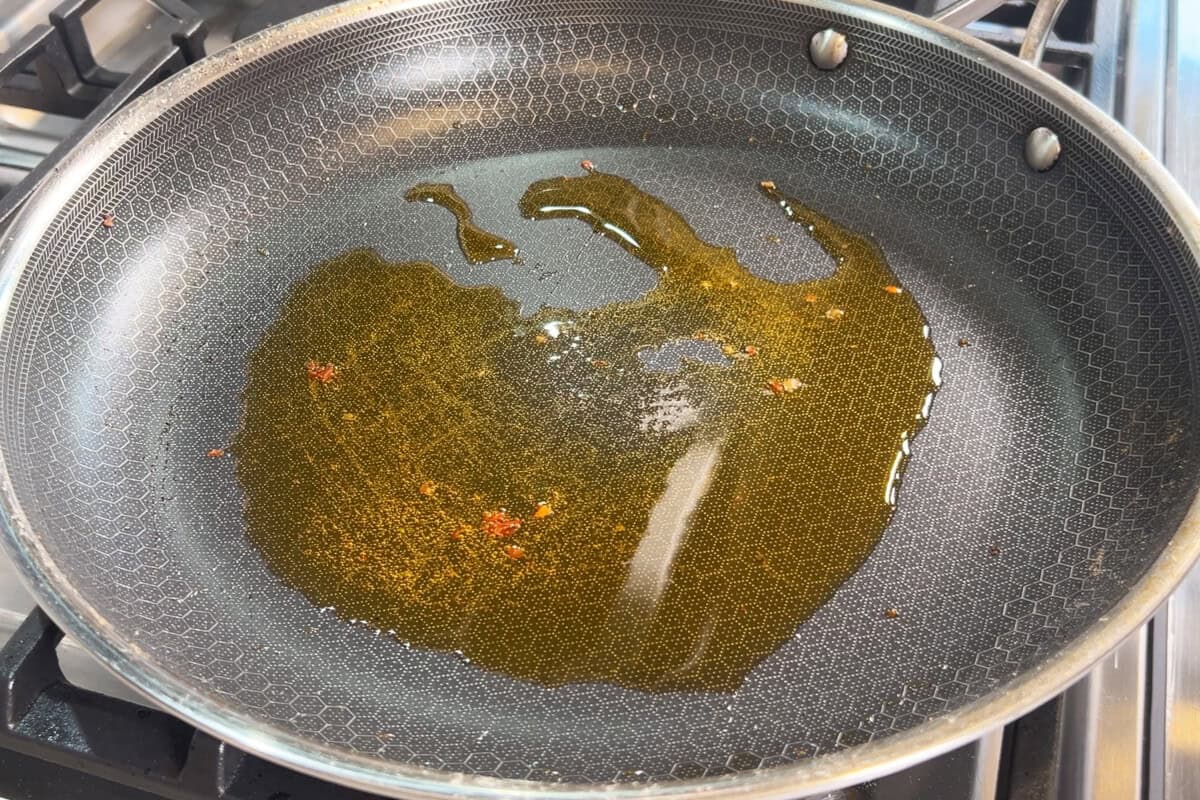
(418, 480), (437, 497)
(766, 378), (785, 396)
(206, 448), (225, 458)
(759, 180), (777, 191)
(533, 502), (553, 519)
(305, 360), (337, 383)
(744, 345), (759, 357)
(100, 212), (115, 229)
(450, 526), (471, 541)
(503, 544), (526, 560)
(804, 293), (819, 304)
(884, 285), (903, 295)
(580, 159), (596, 172)
(534, 333), (549, 345)
(482, 509), (522, 538)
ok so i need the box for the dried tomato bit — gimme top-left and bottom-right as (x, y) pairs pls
(206, 448), (225, 458)
(884, 285), (903, 295)
(305, 360), (337, 383)
(884, 607), (900, 619)
(744, 345), (759, 357)
(803, 293), (819, 304)
(765, 378), (785, 396)
(100, 212), (115, 229)
(580, 159), (596, 173)
(482, 509), (522, 538)
(824, 307), (846, 321)
(534, 333), (549, 345)
(759, 180), (777, 191)
(533, 502), (553, 519)
(503, 544), (526, 560)
(418, 480), (437, 497)
(959, 338), (972, 348)
(591, 359), (611, 368)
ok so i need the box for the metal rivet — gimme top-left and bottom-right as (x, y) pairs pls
(810, 29), (848, 70)
(1025, 126), (1061, 171)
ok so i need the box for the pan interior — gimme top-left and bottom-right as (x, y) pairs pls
(1, 0), (1198, 786)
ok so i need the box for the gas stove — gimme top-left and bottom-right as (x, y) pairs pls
(0, 1), (1195, 798)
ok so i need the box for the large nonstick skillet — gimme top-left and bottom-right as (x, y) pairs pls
(1, 0), (1198, 797)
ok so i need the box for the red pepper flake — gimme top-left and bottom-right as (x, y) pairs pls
(206, 448), (225, 458)
(503, 544), (526, 560)
(305, 360), (337, 384)
(100, 212), (115, 229)
(765, 377), (802, 396)
(884, 285), (903, 295)
(580, 159), (596, 173)
(744, 345), (759, 357)
(482, 509), (522, 538)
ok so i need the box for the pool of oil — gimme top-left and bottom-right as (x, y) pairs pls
(234, 169), (939, 693)
(404, 182), (519, 264)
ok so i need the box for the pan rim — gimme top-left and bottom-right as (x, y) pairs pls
(0, 0), (1198, 797)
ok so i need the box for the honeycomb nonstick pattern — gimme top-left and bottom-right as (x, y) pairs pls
(1, 0), (1198, 786)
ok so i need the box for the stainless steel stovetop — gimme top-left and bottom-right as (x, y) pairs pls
(0, 1), (1196, 798)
